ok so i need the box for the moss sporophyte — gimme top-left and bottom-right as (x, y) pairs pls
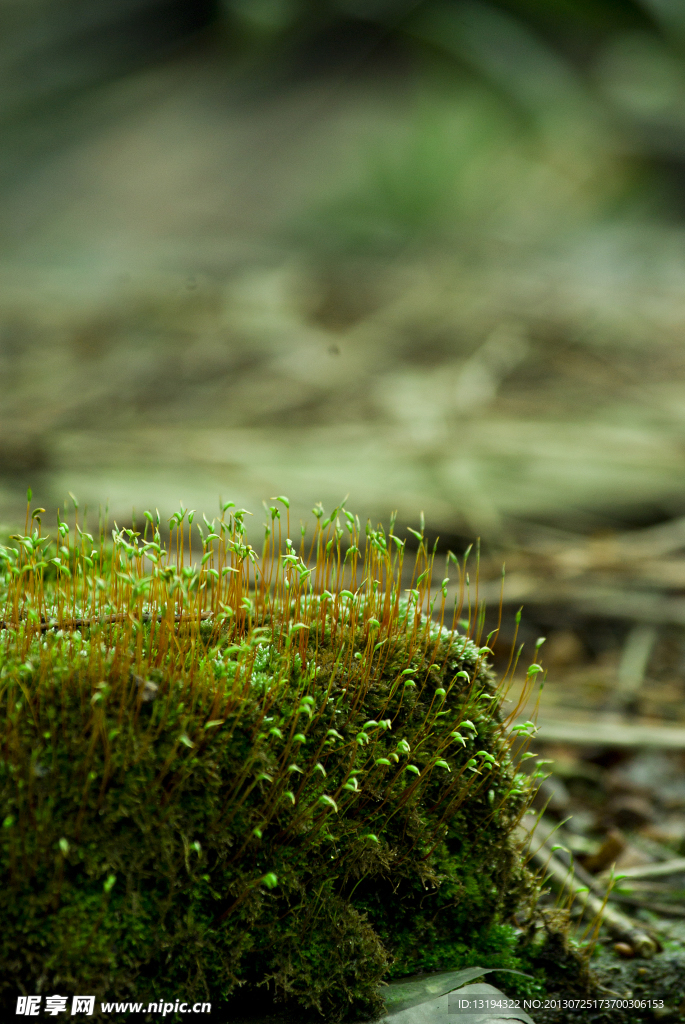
(0, 494), (547, 1020)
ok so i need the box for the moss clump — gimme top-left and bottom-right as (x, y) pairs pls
(0, 496), (538, 1020)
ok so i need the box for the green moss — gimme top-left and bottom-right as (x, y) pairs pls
(0, 498), (539, 1020)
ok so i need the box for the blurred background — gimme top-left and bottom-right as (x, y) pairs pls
(3, 0), (685, 926)
(5, 0), (685, 539)
(7, 4), (685, 638)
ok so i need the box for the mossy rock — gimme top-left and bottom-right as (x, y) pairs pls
(0, 502), (538, 1020)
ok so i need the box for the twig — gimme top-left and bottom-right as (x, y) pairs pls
(606, 624), (658, 713)
(598, 857), (685, 882)
(526, 841), (659, 957)
(595, 893), (685, 918)
(516, 717), (685, 750)
(519, 815), (659, 956)
(476, 579), (685, 626)
(535, 823), (685, 919)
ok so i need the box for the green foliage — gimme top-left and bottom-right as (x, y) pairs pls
(0, 497), (538, 1020)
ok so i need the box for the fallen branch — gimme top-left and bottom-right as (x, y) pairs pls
(597, 892), (685, 918)
(598, 857), (685, 882)
(526, 840), (659, 957)
(518, 816), (659, 956)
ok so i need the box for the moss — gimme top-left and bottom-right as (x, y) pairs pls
(0, 497), (540, 1020)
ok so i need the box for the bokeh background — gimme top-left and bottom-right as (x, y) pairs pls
(5, 0), (685, 542)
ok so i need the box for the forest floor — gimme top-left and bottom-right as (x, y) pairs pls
(2, 28), (685, 1023)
